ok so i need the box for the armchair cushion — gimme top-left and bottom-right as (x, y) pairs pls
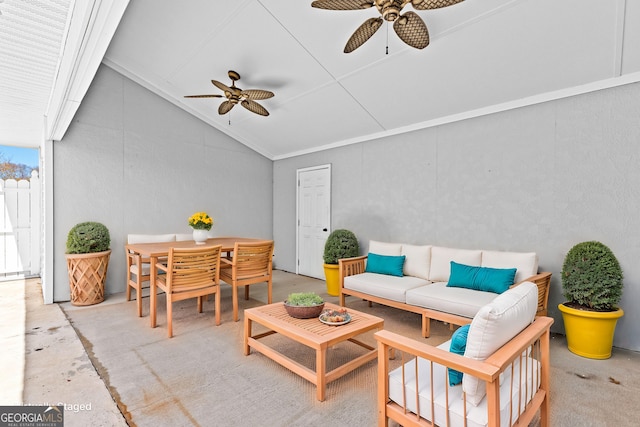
(447, 261), (516, 294)
(462, 281), (538, 405)
(365, 253), (405, 277)
(388, 350), (540, 427)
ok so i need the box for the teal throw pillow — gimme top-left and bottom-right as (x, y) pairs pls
(365, 253), (405, 277)
(448, 324), (470, 386)
(446, 261), (517, 294)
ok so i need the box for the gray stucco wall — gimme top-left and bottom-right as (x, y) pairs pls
(274, 82), (640, 352)
(54, 65), (273, 301)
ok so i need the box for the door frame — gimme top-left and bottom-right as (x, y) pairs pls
(295, 164), (331, 276)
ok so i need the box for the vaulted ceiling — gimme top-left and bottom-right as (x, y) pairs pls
(2, 0), (639, 160)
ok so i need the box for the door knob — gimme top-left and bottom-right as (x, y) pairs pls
(322, 228), (328, 232)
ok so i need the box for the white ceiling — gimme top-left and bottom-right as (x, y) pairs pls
(2, 0), (640, 159)
(0, 0), (70, 146)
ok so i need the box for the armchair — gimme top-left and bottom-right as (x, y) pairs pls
(126, 233), (176, 317)
(154, 245), (223, 338)
(220, 240), (274, 321)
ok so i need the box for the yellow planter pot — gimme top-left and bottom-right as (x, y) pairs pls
(323, 264), (340, 296)
(558, 303), (624, 359)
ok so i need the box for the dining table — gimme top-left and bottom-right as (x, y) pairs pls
(125, 236), (265, 327)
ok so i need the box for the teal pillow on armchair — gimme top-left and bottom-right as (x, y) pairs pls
(448, 324), (470, 386)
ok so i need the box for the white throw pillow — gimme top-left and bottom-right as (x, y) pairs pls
(429, 246), (482, 282)
(368, 240), (402, 256)
(401, 244), (431, 279)
(462, 281), (538, 406)
(482, 250), (538, 283)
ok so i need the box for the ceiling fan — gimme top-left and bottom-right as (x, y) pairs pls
(184, 70), (274, 117)
(311, 0), (465, 53)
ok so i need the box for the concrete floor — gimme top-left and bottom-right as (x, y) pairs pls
(2, 273), (639, 426)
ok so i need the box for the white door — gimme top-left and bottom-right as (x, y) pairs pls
(297, 165), (331, 279)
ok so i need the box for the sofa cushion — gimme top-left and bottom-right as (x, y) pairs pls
(344, 273), (429, 303)
(401, 244), (431, 280)
(481, 250), (538, 284)
(448, 325), (470, 386)
(365, 253), (405, 277)
(389, 350), (540, 427)
(405, 282), (497, 318)
(368, 240), (402, 256)
(447, 261), (516, 294)
(429, 246), (482, 282)
(462, 281), (538, 406)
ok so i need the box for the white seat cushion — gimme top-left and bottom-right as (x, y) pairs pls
(175, 233), (194, 241)
(388, 348), (539, 427)
(343, 273), (429, 303)
(130, 264), (151, 277)
(401, 244), (431, 280)
(463, 281), (538, 405)
(481, 250), (538, 283)
(405, 282), (497, 318)
(429, 246), (482, 282)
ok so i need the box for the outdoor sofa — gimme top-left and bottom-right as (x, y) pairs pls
(339, 241), (551, 337)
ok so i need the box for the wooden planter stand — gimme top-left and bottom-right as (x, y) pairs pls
(66, 250), (111, 306)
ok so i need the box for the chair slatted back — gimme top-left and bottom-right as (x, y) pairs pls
(231, 241), (274, 279)
(166, 246), (222, 292)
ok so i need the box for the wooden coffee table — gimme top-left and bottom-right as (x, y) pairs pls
(244, 302), (384, 401)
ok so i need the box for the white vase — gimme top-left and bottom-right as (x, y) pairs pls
(192, 228), (208, 245)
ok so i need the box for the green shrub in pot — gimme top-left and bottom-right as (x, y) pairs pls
(65, 221), (111, 306)
(66, 221), (111, 254)
(558, 240), (624, 359)
(323, 229), (359, 296)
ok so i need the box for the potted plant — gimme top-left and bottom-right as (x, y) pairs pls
(323, 229), (359, 296)
(65, 221), (111, 306)
(188, 211), (213, 244)
(558, 241), (624, 359)
(284, 292), (325, 318)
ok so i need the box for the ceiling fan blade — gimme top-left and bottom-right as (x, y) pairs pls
(184, 94), (223, 98)
(218, 100), (235, 115)
(411, 0), (465, 11)
(393, 11), (429, 49)
(211, 79), (232, 94)
(241, 89), (275, 100)
(311, 0), (374, 11)
(241, 99), (269, 116)
(344, 17), (383, 53)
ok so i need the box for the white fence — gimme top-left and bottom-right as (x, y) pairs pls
(0, 171), (41, 278)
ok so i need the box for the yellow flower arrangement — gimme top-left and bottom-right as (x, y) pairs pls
(188, 211), (213, 230)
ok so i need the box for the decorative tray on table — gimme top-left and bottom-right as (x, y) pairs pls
(319, 308), (351, 326)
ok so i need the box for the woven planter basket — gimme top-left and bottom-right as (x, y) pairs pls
(284, 302), (325, 319)
(66, 250), (111, 306)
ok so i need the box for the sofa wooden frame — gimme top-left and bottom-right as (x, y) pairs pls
(338, 255), (552, 338)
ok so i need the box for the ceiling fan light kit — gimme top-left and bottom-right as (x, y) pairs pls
(184, 70), (274, 118)
(311, 0), (466, 53)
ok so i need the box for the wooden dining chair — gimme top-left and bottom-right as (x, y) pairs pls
(126, 233), (176, 317)
(220, 240), (274, 321)
(153, 245), (222, 338)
